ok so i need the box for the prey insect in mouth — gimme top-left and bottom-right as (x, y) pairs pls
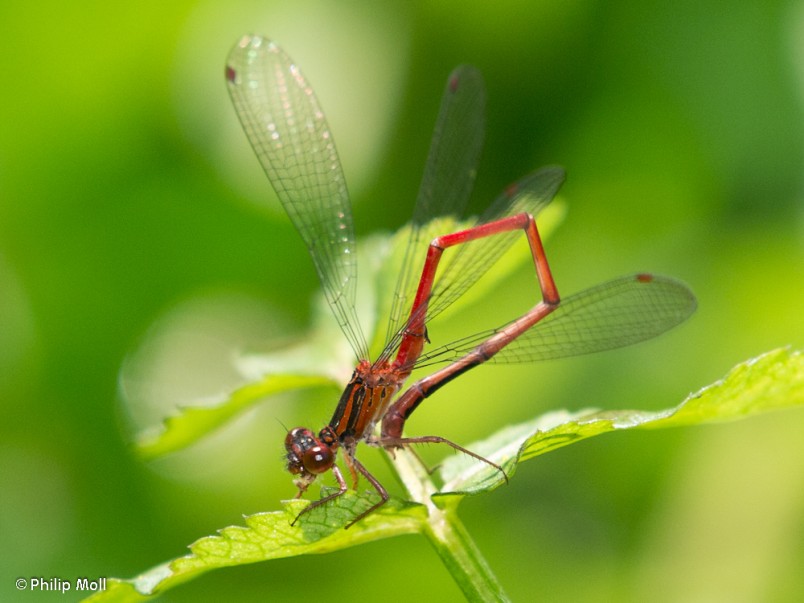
(225, 35), (696, 528)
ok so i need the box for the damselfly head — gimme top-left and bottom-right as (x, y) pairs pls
(285, 427), (336, 478)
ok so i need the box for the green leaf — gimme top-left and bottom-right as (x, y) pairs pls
(83, 496), (425, 602)
(89, 348), (800, 601)
(434, 347), (803, 502)
(135, 373), (339, 460)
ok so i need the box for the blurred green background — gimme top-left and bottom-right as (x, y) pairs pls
(2, 0), (803, 601)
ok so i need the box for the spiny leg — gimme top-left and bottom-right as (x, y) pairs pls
(381, 435), (508, 483)
(290, 455), (389, 529)
(342, 455), (390, 529)
(290, 464), (348, 526)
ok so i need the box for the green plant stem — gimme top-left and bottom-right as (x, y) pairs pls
(388, 447), (510, 602)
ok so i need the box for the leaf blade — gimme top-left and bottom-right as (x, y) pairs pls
(135, 373), (339, 460)
(83, 496), (425, 602)
(436, 348), (803, 497)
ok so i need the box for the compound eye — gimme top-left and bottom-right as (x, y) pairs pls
(302, 445), (334, 474)
(286, 451), (303, 475)
(285, 427), (314, 451)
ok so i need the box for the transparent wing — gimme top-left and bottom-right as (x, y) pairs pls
(415, 274), (697, 367)
(385, 65), (486, 346)
(226, 35), (367, 358)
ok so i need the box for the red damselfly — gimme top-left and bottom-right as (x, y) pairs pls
(225, 35), (696, 528)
